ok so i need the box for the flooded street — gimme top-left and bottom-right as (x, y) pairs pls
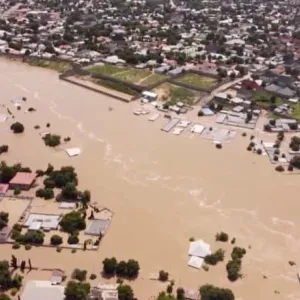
(0, 59), (299, 299)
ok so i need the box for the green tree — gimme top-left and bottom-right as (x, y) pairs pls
(231, 247), (246, 260)
(64, 281), (90, 300)
(59, 211), (86, 233)
(125, 259), (140, 278)
(36, 188), (54, 200)
(71, 269), (87, 282)
(103, 257), (117, 275)
(159, 270), (169, 282)
(116, 260), (127, 277)
(10, 122), (24, 133)
(226, 259), (241, 281)
(50, 234), (63, 245)
(43, 134), (61, 147)
(215, 232), (229, 242)
(0, 294), (11, 300)
(117, 284), (134, 300)
(61, 182), (78, 200)
(0, 212), (8, 229)
(200, 284), (234, 300)
(176, 288), (185, 300)
(156, 292), (175, 300)
(204, 249), (225, 265)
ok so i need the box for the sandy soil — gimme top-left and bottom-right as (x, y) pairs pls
(0, 59), (300, 300)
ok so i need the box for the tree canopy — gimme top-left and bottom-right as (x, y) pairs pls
(0, 260), (23, 291)
(117, 284), (134, 300)
(10, 122), (24, 134)
(64, 281), (90, 300)
(200, 284), (234, 300)
(60, 211), (86, 233)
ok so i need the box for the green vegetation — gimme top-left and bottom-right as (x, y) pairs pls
(140, 73), (167, 86)
(0, 145), (8, 154)
(50, 234), (63, 246)
(169, 86), (195, 105)
(226, 259), (242, 281)
(71, 268), (87, 282)
(0, 161), (31, 183)
(253, 90), (282, 108)
(60, 211), (86, 234)
(43, 134), (61, 147)
(102, 257), (117, 275)
(68, 234), (79, 244)
(88, 64), (125, 76)
(118, 285), (134, 300)
(12, 242), (20, 249)
(36, 188), (54, 200)
(156, 292), (175, 300)
(14, 230), (45, 245)
(200, 284), (234, 300)
(0, 294), (11, 300)
(0, 212), (9, 229)
(291, 104), (300, 120)
(159, 270), (169, 282)
(113, 69), (151, 83)
(291, 155), (300, 169)
(24, 244), (32, 251)
(176, 73), (216, 89)
(226, 247), (247, 281)
(89, 273), (97, 280)
(204, 249), (225, 265)
(64, 281), (90, 300)
(216, 231), (229, 242)
(0, 260), (23, 291)
(289, 136), (300, 152)
(27, 58), (71, 73)
(102, 258), (140, 278)
(95, 78), (137, 96)
(10, 122), (24, 133)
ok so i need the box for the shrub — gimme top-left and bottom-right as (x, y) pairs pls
(10, 122), (24, 133)
(216, 143), (222, 149)
(189, 237), (195, 242)
(204, 249), (225, 265)
(14, 188), (21, 195)
(159, 270), (169, 282)
(288, 164), (294, 172)
(200, 284), (234, 300)
(34, 125), (40, 129)
(51, 235), (63, 246)
(71, 249), (77, 253)
(226, 259), (242, 281)
(249, 142), (255, 147)
(56, 246), (62, 253)
(46, 123), (51, 127)
(36, 188), (54, 200)
(67, 234), (79, 245)
(274, 149), (280, 155)
(273, 155), (278, 161)
(290, 155), (300, 169)
(167, 284), (173, 294)
(231, 237), (236, 244)
(202, 264), (209, 272)
(72, 268), (87, 282)
(24, 244), (31, 251)
(198, 111), (204, 117)
(275, 165), (285, 172)
(12, 242), (20, 249)
(215, 231), (228, 242)
(247, 146), (252, 151)
(36, 169), (44, 177)
(17, 106), (21, 111)
(10, 288), (18, 296)
(0, 145), (8, 154)
(89, 273), (97, 280)
(0, 294), (11, 300)
(256, 148), (262, 155)
(242, 132), (247, 137)
(64, 137), (71, 142)
(43, 134), (61, 147)
(231, 247), (246, 260)
(28, 107), (36, 112)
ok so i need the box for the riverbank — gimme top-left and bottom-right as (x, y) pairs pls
(0, 59), (300, 300)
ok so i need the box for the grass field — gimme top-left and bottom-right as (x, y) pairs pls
(95, 79), (137, 96)
(27, 58), (71, 73)
(153, 83), (197, 105)
(113, 68), (152, 83)
(176, 73), (217, 89)
(253, 90), (282, 108)
(87, 64), (163, 85)
(292, 104), (300, 120)
(87, 64), (126, 75)
(139, 73), (167, 86)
